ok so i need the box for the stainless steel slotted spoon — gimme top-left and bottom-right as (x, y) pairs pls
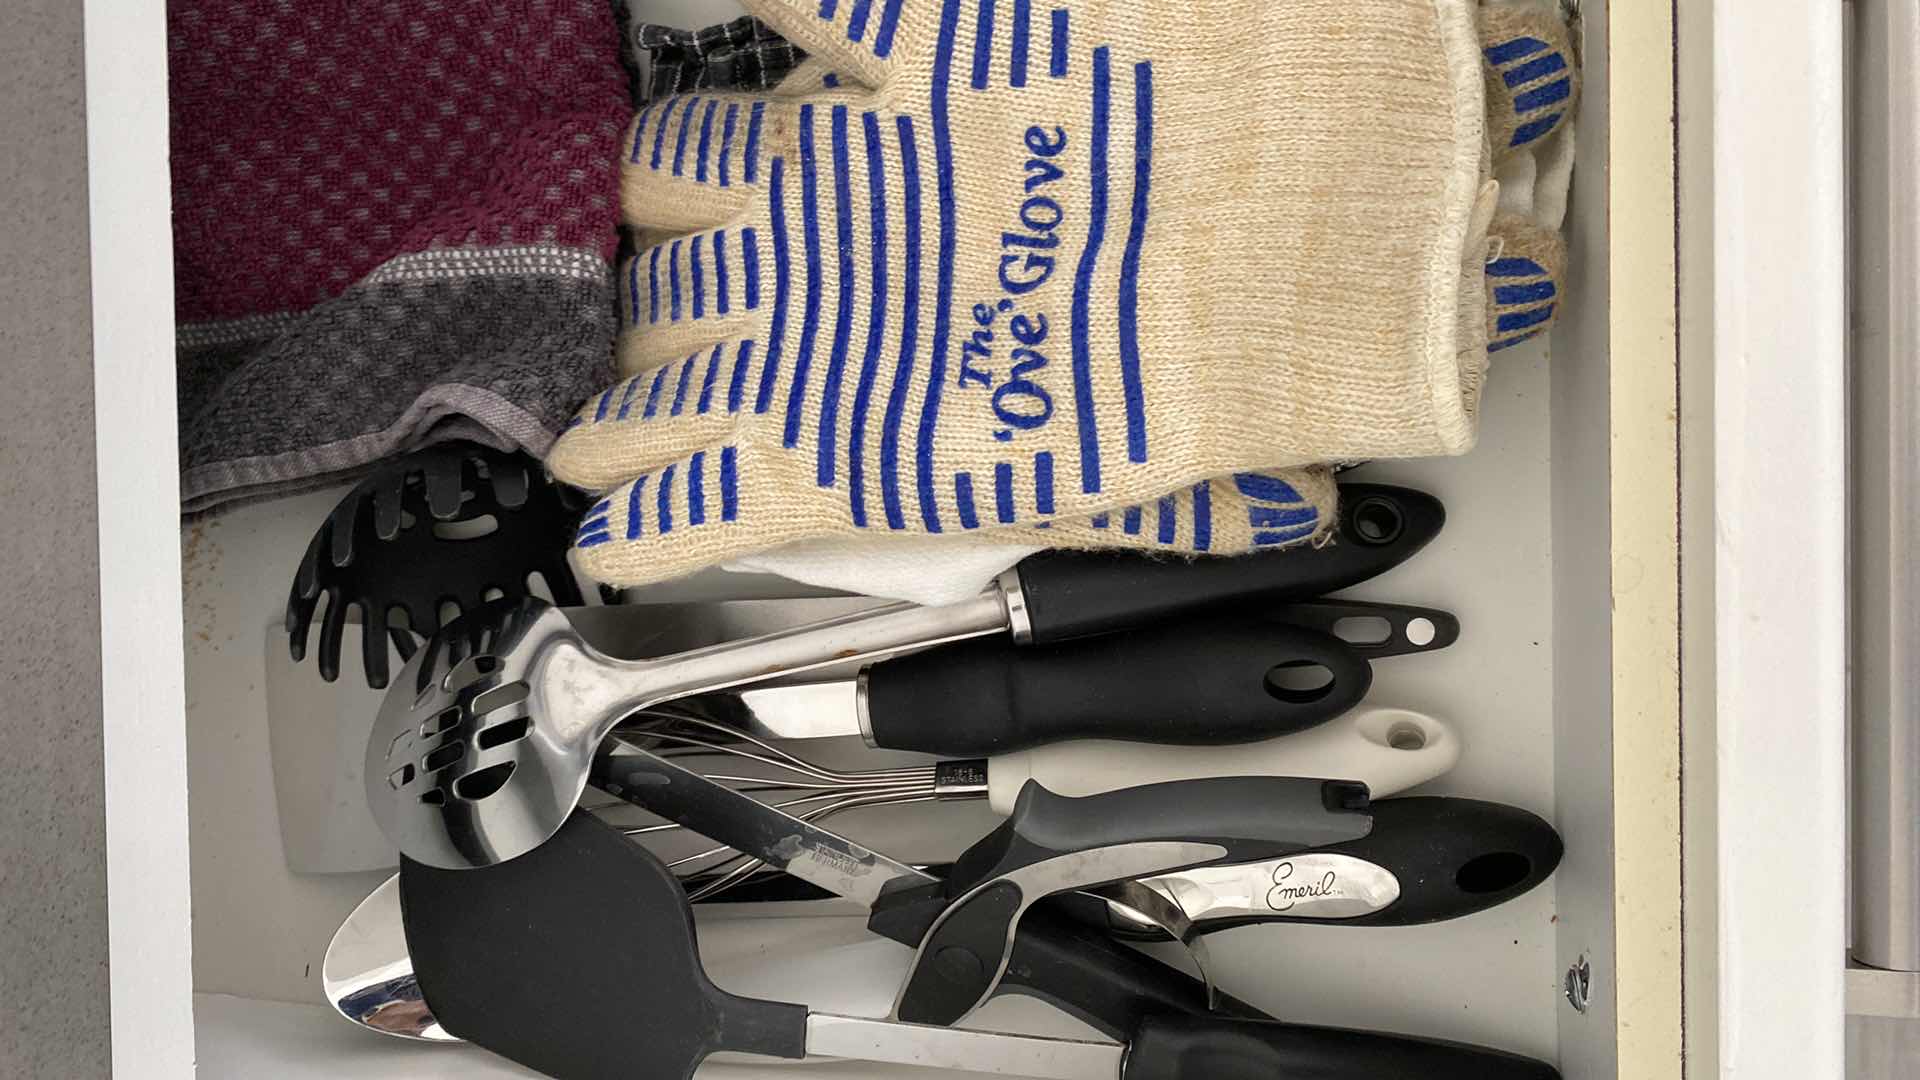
(365, 484), (1446, 869)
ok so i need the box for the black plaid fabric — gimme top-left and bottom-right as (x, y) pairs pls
(618, 14), (807, 104)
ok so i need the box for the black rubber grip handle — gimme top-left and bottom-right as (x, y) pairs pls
(1123, 1013), (1562, 1080)
(977, 777), (1374, 882)
(864, 618), (1373, 756)
(892, 779), (1372, 1025)
(1267, 599), (1462, 659)
(1010, 483), (1444, 644)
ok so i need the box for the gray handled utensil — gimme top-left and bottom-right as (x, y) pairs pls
(590, 740), (1275, 1037)
(367, 484), (1442, 870)
(399, 810), (1562, 1080)
(888, 778), (1372, 1026)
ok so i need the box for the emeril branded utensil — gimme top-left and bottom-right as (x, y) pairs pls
(885, 798), (1562, 1026)
(622, 707), (1459, 897)
(368, 484), (1443, 869)
(1070, 796), (1561, 935)
(287, 442), (597, 689)
(590, 747), (1297, 1036)
(398, 811), (1561, 1080)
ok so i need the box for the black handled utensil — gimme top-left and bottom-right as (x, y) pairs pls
(591, 743), (1271, 1036)
(369, 484), (1443, 871)
(1074, 795), (1562, 935)
(677, 795), (1560, 936)
(681, 617), (1376, 754)
(402, 811), (1560, 1080)
(889, 778), (1373, 1026)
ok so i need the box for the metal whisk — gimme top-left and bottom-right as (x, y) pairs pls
(600, 710), (982, 900)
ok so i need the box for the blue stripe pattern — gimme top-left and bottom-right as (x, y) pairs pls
(757, 159), (791, 412)
(625, 480), (645, 540)
(1090, 513), (1108, 529)
(1157, 495), (1176, 544)
(696, 100), (718, 182)
(919, 0), (965, 532)
(1191, 481), (1212, 551)
(671, 354), (694, 415)
(579, 495), (610, 547)
(713, 229), (731, 315)
(1118, 60), (1153, 464)
(594, 386), (613, 422)
(672, 97), (698, 175)
(689, 234), (706, 319)
(657, 464), (676, 534)
(728, 341), (755, 412)
(1009, 0), (1031, 86)
(1487, 255), (1557, 351)
(642, 367), (666, 419)
(1483, 36), (1547, 65)
(648, 245), (661, 323)
(816, 105), (858, 486)
(874, 0), (906, 57)
(627, 256), (641, 327)
(650, 98), (678, 169)
(971, 0), (997, 90)
(742, 228), (761, 308)
(1050, 9), (1068, 77)
(1514, 79), (1571, 113)
(1484, 35), (1571, 149)
(745, 102), (766, 183)
(668, 239), (683, 321)
(787, 105), (826, 448)
(1068, 47), (1113, 494)
(955, 473), (979, 529)
(848, 110), (890, 526)
(1033, 451), (1054, 514)
(880, 115), (923, 530)
(1122, 505), (1142, 535)
(687, 451), (708, 526)
(616, 373), (643, 419)
(718, 104), (739, 186)
(629, 105), (653, 164)
(721, 446), (740, 520)
(994, 462), (1015, 523)
(698, 343), (722, 413)
(1234, 472), (1320, 547)
(847, 0), (874, 41)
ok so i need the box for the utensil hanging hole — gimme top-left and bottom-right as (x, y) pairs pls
(1405, 617), (1437, 647)
(1329, 616), (1392, 645)
(422, 741), (466, 774)
(433, 514), (499, 541)
(1265, 661), (1336, 704)
(454, 762), (516, 802)
(475, 717), (532, 751)
(1455, 851), (1532, 894)
(1386, 722), (1428, 751)
(1348, 497), (1404, 546)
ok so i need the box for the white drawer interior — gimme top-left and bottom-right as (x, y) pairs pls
(170, 2), (1641, 1077)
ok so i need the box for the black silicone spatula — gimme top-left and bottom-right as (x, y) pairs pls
(401, 811), (1561, 1080)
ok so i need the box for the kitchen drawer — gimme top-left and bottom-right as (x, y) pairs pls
(57, 1), (1850, 1078)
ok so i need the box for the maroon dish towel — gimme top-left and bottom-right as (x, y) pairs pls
(169, 0), (630, 513)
